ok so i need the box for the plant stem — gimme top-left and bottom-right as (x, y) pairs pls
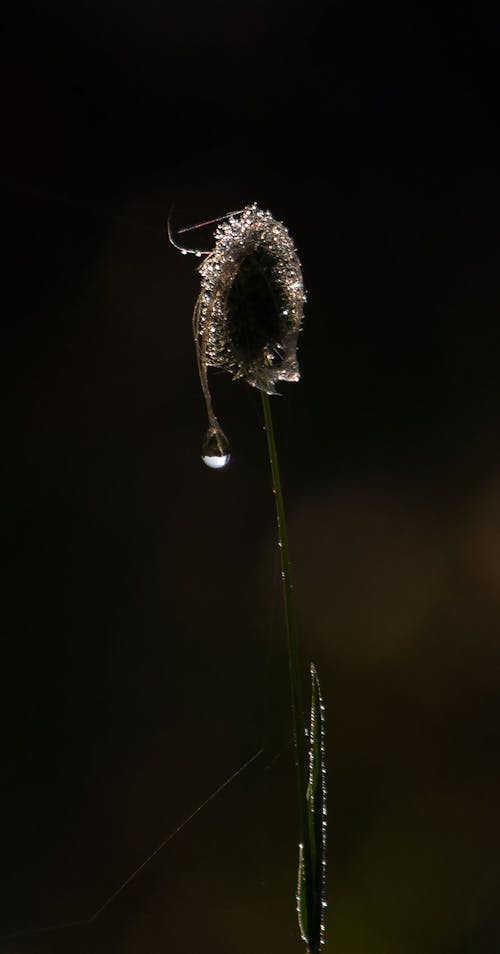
(261, 391), (308, 844)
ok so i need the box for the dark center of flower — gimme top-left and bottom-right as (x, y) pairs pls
(226, 247), (285, 367)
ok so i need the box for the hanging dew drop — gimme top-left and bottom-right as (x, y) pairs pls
(201, 427), (231, 469)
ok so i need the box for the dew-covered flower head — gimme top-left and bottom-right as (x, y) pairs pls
(196, 203), (304, 393)
(172, 203), (305, 467)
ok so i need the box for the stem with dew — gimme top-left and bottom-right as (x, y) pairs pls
(261, 392), (313, 914)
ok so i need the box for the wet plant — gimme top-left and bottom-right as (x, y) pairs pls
(171, 203), (328, 953)
(0, 202), (327, 952)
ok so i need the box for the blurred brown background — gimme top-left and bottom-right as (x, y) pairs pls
(2, 2), (500, 952)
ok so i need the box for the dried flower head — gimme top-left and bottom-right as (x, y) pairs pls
(171, 203), (305, 467)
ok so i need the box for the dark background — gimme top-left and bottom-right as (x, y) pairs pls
(2, 2), (500, 952)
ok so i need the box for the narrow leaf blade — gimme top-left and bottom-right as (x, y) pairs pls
(297, 663), (327, 953)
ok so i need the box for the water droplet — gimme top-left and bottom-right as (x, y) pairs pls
(181, 249), (188, 256)
(201, 427), (231, 469)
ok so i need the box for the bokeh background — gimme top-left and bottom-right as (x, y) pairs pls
(3, 2), (500, 952)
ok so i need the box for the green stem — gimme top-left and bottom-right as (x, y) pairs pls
(261, 391), (308, 844)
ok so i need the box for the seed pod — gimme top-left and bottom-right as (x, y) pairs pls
(175, 204), (305, 467)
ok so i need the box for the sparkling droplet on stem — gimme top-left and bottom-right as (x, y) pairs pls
(201, 427), (231, 469)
